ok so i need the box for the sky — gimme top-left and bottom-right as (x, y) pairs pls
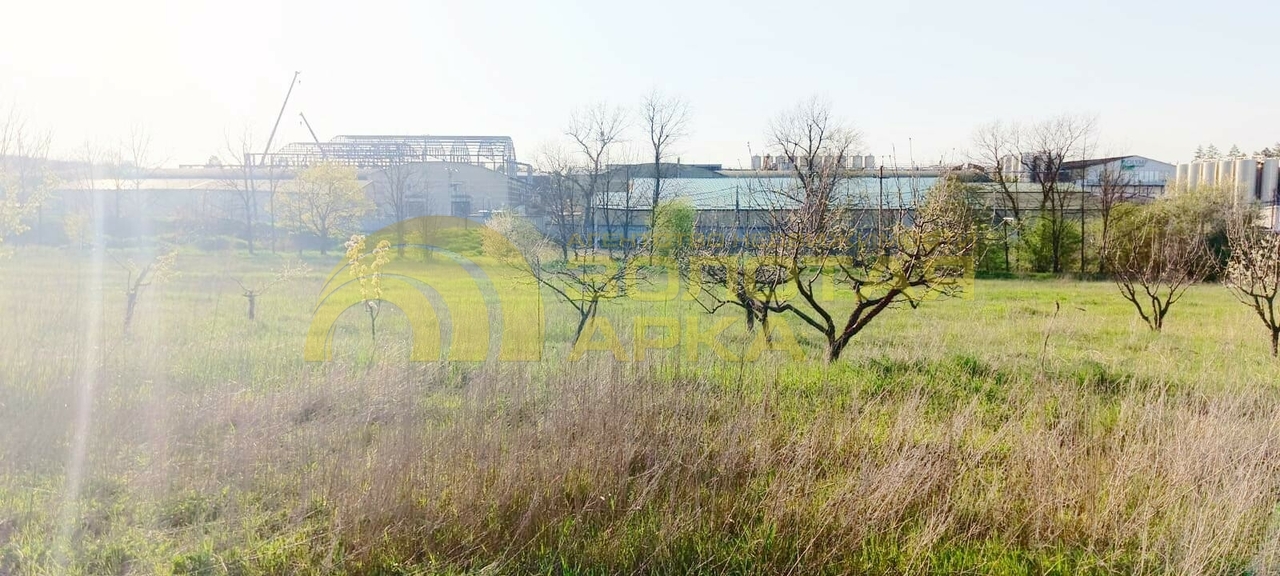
(2, 0), (1279, 169)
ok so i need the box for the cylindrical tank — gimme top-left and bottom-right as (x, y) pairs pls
(1261, 158), (1280, 204)
(850, 155), (864, 170)
(1218, 159), (1235, 187)
(1175, 163), (1190, 185)
(1235, 159), (1258, 202)
(865, 155), (876, 170)
(1200, 161), (1217, 186)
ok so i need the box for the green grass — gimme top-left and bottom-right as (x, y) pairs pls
(1, 247), (1279, 575)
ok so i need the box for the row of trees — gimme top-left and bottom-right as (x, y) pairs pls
(1190, 143), (1280, 161)
(1096, 183), (1280, 356)
(970, 115), (1097, 274)
(533, 90), (690, 260)
(1193, 144), (1251, 161)
(499, 97), (979, 363)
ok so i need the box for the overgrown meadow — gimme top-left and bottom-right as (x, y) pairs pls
(2, 246), (1280, 575)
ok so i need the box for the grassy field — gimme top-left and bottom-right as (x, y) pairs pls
(2, 247), (1280, 575)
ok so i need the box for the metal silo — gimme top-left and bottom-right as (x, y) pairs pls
(1235, 159), (1258, 202)
(1218, 159), (1235, 187)
(1175, 163), (1189, 186)
(865, 155), (876, 170)
(1261, 158), (1280, 204)
(851, 155), (864, 170)
(1200, 162), (1217, 186)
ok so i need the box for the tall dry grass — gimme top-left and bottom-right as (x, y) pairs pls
(3, 250), (1280, 574)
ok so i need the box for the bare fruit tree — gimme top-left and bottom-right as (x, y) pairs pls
(229, 260), (310, 320)
(1224, 214), (1280, 356)
(691, 98), (977, 362)
(1105, 203), (1215, 331)
(114, 249), (178, 335)
(485, 212), (637, 343)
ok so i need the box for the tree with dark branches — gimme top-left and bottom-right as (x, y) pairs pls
(565, 103), (627, 245)
(640, 89), (690, 239)
(1105, 195), (1219, 331)
(1225, 213), (1280, 356)
(689, 99), (977, 362)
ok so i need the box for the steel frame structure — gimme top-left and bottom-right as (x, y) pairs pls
(247, 135), (521, 175)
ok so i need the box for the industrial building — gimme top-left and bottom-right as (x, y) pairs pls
(34, 134), (533, 245)
(998, 154), (1175, 196)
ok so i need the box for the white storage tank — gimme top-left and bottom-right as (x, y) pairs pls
(1218, 160), (1235, 187)
(1261, 158), (1280, 204)
(1000, 156), (1014, 175)
(851, 155), (864, 170)
(1235, 159), (1258, 202)
(1176, 163), (1190, 185)
(1200, 161), (1217, 186)
(865, 155), (876, 170)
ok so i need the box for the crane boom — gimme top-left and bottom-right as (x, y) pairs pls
(299, 112), (326, 159)
(259, 71), (300, 166)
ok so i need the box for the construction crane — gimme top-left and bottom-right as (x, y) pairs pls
(258, 71), (300, 166)
(298, 112), (326, 159)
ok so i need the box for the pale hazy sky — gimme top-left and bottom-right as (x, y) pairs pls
(3, 0), (1278, 168)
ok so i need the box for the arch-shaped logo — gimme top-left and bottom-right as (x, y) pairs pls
(304, 216), (543, 362)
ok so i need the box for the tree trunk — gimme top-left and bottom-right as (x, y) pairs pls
(246, 293), (256, 320)
(1271, 329), (1278, 358)
(827, 336), (849, 363)
(245, 208), (255, 254)
(124, 292), (138, 334)
(269, 195), (277, 253)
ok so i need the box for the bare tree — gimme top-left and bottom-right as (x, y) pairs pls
(113, 249), (178, 334)
(1094, 163), (1140, 274)
(228, 260), (310, 320)
(1105, 203), (1215, 331)
(1022, 115), (1097, 273)
(486, 212), (638, 342)
(104, 127), (160, 234)
(565, 103), (627, 245)
(373, 163), (426, 255)
(531, 144), (585, 261)
(691, 99), (977, 362)
(640, 90), (689, 233)
(1225, 214), (1280, 356)
(970, 120), (1023, 221)
(220, 128), (261, 253)
(972, 115), (1097, 272)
